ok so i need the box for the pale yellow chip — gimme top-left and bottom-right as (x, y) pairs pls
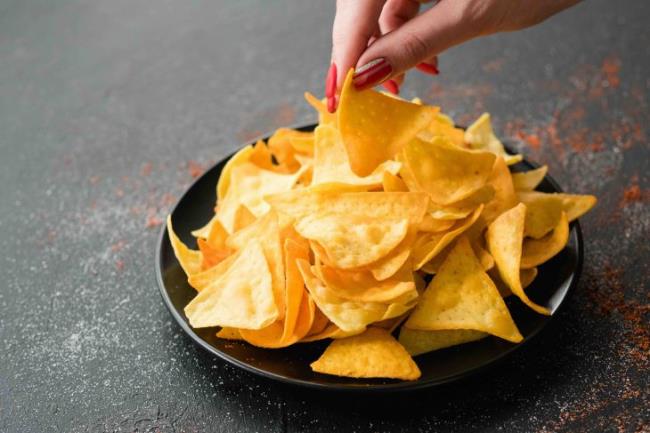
(225, 211), (286, 319)
(337, 69), (437, 176)
(405, 237), (523, 343)
(490, 267), (539, 298)
(217, 145), (254, 200)
(296, 215), (409, 269)
(188, 252), (238, 292)
(311, 124), (400, 188)
(267, 189), (428, 226)
(297, 259), (417, 333)
(310, 327), (421, 380)
(401, 137), (496, 205)
(465, 113), (522, 165)
(512, 166), (548, 191)
(167, 216), (203, 277)
(367, 228), (417, 281)
(314, 260), (416, 304)
(412, 204), (484, 270)
(486, 203), (550, 315)
(482, 156), (518, 224)
(191, 215), (218, 239)
(427, 184), (495, 220)
(521, 212), (570, 269)
(184, 240), (278, 329)
(216, 162), (307, 232)
(552, 193), (597, 222)
(518, 191), (564, 239)
(398, 328), (487, 356)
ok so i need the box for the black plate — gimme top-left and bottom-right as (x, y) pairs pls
(155, 123), (583, 392)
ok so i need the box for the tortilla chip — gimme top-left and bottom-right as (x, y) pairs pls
(311, 124), (400, 188)
(337, 69), (437, 176)
(310, 327), (421, 380)
(521, 212), (570, 268)
(296, 215), (409, 269)
(518, 191), (564, 239)
(486, 203), (550, 315)
(217, 145), (254, 200)
(304, 92), (336, 126)
(368, 229), (417, 281)
(184, 240), (278, 329)
(465, 113), (522, 165)
(167, 216), (203, 277)
(216, 327), (242, 340)
(553, 193), (597, 222)
(401, 137), (496, 205)
(512, 166), (548, 191)
(491, 267), (539, 297)
(398, 328), (487, 356)
(405, 237), (523, 342)
(382, 171), (408, 192)
(482, 156), (518, 224)
(412, 204), (484, 270)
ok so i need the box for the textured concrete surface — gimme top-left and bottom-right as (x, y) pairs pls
(0, 0), (648, 432)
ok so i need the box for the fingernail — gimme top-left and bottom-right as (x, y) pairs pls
(382, 79), (399, 95)
(325, 63), (337, 113)
(416, 62), (439, 75)
(353, 58), (392, 90)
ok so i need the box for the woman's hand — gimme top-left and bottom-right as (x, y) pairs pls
(326, 0), (581, 112)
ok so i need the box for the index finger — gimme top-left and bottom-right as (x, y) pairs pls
(331, 0), (386, 91)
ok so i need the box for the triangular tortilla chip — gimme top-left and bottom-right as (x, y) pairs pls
(296, 215), (409, 269)
(553, 193), (597, 222)
(368, 228), (417, 281)
(310, 327), (421, 380)
(412, 204), (484, 270)
(465, 113), (522, 165)
(486, 203), (550, 315)
(216, 327), (242, 340)
(401, 137), (496, 205)
(311, 124), (400, 188)
(304, 92), (336, 126)
(518, 191), (564, 239)
(512, 166), (548, 191)
(398, 328), (487, 356)
(184, 241), (278, 329)
(521, 212), (570, 268)
(404, 237), (523, 342)
(382, 171), (408, 192)
(188, 252), (239, 292)
(482, 156), (518, 224)
(217, 145), (254, 200)
(167, 216), (202, 277)
(337, 69), (437, 176)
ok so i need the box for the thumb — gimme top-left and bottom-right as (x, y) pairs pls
(353, 0), (477, 89)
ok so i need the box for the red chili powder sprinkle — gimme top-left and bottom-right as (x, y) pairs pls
(115, 260), (125, 272)
(140, 162), (153, 177)
(110, 240), (126, 253)
(188, 160), (205, 178)
(146, 215), (163, 228)
(602, 56), (621, 88)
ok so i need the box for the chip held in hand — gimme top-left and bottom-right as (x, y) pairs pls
(166, 74), (596, 381)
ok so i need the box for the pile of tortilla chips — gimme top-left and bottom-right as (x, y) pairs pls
(167, 70), (596, 381)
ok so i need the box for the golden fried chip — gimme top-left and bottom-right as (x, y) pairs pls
(337, 69), (437, 176)
(482, 156), (518, 224)
(553, 193), (597, 222)
(188, 252), (239, 292)
(412, 205), (484, 270)
(184, 241), (278, 329)
(368, 229), (417, 281)
(311, 124), (400, 188)
(296, 215), (409, 269)
(521, 212), (569, 268)
(310, 327), (421, 380)
(216, 162), (306, 232)
(231, 204), (257, 233)
(248, 140), (275, 171)
(167, 216), (203, 276)
(216, 327), (242, 340)
(401, 137), (496, 205)
(304, 92), (336, 126)
(490, 267), (538, 297)
(512, 166), (548, 191)
(267, 189), (428, 226)
(427, 184), (495, 220)
(191, 215), (218, 239)
(398, 328), (487, 356)
(418, 214), (456, 232)
(486, 203), (550, 315)
(382, 171), (408, 192)
(405, 237), (523, 342)
(465, 113), (522, 165)
(217, 145), (254, 200)
(518, 191), (564, 239)
(314, 260), (416, 303)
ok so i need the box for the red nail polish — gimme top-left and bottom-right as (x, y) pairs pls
(327, 95), (336, 113)
(325, 63), (337, 98)
(416, 63), (439, 75)
(382, 79), (399, 95)
(326, 63), (337, 113)
(353, 58), (392, 90)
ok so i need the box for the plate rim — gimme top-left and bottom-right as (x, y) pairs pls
(154, 122), (584, 392)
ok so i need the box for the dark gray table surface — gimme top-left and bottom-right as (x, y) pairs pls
(1, 1), (648, 432)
